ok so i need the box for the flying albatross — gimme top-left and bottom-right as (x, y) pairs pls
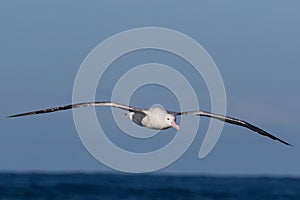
(8, 101), (291, 146)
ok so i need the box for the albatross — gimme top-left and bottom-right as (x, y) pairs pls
(8, 101), (291, 146)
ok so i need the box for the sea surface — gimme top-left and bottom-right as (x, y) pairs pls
(0, 173), (299, 200)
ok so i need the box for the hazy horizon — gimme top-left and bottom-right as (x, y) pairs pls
(0, 1), (299, 176)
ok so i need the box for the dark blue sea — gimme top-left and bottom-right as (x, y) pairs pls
(0, 173), (299, 200)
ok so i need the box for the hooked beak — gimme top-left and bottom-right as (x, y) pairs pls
(171, 120), (180, 131)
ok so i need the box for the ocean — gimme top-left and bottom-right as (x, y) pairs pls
(0, 173), (299, 200)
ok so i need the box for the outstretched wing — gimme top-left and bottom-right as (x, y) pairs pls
(173, 110), (291, 146)
(8, 101), (146, 118)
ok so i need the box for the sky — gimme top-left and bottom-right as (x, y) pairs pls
(0, 1), (299, 176)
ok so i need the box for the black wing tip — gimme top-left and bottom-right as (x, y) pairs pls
(7, 114), (22, 118)
(280, 140), (292, 146)
(7, 113), (35, 118)
(265, 133), (291, 146)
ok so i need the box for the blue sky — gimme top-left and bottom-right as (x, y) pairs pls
(0, 1), (299, 175)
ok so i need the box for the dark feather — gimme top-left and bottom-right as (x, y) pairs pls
(8, 102), (146, 118)
(174, 110), (291, 146)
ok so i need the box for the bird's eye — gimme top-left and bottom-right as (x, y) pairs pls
(167, 117), (170, 120)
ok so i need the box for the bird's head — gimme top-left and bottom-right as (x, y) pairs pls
(165, 114), (180, 130)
